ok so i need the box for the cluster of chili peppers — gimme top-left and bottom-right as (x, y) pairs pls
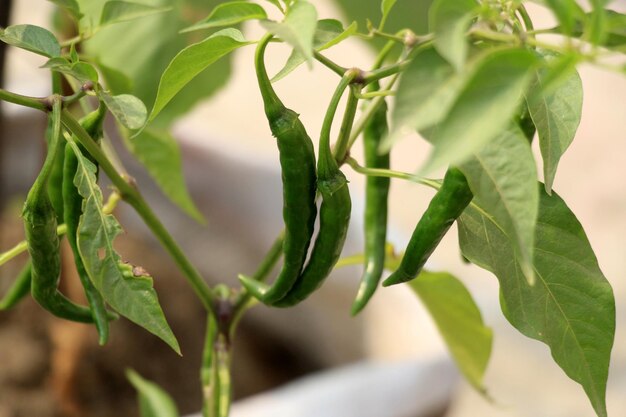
(238, 35), (477, 314)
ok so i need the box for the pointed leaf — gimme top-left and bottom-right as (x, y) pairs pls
(527, 63), (582, 193)
(429, 0), (478, 71)
(409, 271), (493, 392)
(380, 0), (398, 28)
(459, 126), (538, 285)
(100, 1), (171, 26)
(42, 58), (99, 84)
(261, 0), (317, 66)
(458, 186), (615, 417)
(420, 48), (537, 174)
(67, 138), (180, 354)
(124, 129), (205, 223)
(181, 1), (267, 33)
(101, 92), (147, 130)
(0, 24), (61, 58)
(272, 19), (357, 82)
(127, 369), (180, 417)
(385, 47), (469, 149)
(149, 28), (250, 122)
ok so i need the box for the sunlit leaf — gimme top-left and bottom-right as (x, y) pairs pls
(429, 0), (478, 71)
(100, 1), (171, 26)
(181, 1), (267, 33)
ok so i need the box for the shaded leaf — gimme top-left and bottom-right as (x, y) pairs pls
(429, 0), (478, 71)
(420, 48), (537, 174)
(181, 1), (267, 33)
(149, 28), (250, 122)
(0, 24), (61, 58)
(527, 61), (582, 194)
(48, 0), (82, 21)
(459, 126), (538, 285)
(409, 271), (492, 391)
(100, 1), (171, 26)
(261, 0), (317, 66)
(272, 19), (357, 82)
(127, 369), (180, 417)
(97, 60), (134, 94)
(385, 47), (469, 149)
(124, 129), (205, 223)
(67, 138), (180, 354)
(458, 186), (615, 417)
(42, 57), (99, 84)
(101, 92), (148, 130)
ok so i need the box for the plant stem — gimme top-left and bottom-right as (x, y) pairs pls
(333, 84), (361, 164)
(0, 88), (48, 111)
(345, 156), (440, 190)
(314, 51), (348, 77)
(60, 110), (216, 314)
(0, 224), (67, 266)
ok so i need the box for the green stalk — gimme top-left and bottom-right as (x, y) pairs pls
(0, 88), (47, 111)
(60, 110), (216, 314)
(333, 84), (361, 164)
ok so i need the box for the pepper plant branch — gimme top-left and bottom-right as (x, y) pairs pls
(345, 156), (440, 190)
(60, 110), (217, 314)
(333, 83), (361, 164)
(0, 88), (48, 111)
(314, 51), (348, 77)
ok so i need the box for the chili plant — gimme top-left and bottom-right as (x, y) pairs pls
(0, 0), (621, 416)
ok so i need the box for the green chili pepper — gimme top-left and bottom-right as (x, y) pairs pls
(0, 260), (32, 310)
(23, 97), (95, 322)
(518, 104), (536, 143)
(237, 34), (317, 304)
(351, 81), (390, 315)
(383, 167), (473, 286)
(63, 104), (112, 344)
(270, 73), (355, 307)
(47, 72), (65, 222)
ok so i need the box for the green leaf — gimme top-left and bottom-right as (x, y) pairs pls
(48, 0), (82, 21)
(546, 10), (626, 51)
(458, 186), (615, 417)
(272, 19), (357, 82)
(181, 1), (267, 33)
(587, 0), (609, 45)
(385, 47), (469, 149)
(124, 129), (205, 223)
(459, 126), (538, 285)
(420, 48), (537, 174)
(100, 1), (171, 26)
(149, 28), (250, 122)
(126, 369), (180, 417)
(527, 62), (582, 194)
(409, 271), (492, 392)
(67, 138), (180, 354)
(97, 60), (134, 94)
(380, 0), (397, 28)
(261, 0), (318, 66)
(429, 0), (478, 71)
(101, 92), (148, 130)
(42, 58), (99, 84)
(543, 0), (585, 35)
(0, 24), (61, 58)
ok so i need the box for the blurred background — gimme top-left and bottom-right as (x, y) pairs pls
(0, 1), (624, 416)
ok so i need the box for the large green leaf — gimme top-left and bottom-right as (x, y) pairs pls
(429, 0), (478, 71)
(100, 1), (171, 26)
(0, 24), (61, 58)
(127, 369), (180, 417)
(84, 0), (233, 128)
(409, 271), (492, 392)
(124, 129), (205, 223)
(272, 19), (357, 82)
(181, 1), (267, 33)
(420, 48), (537, 174)
(385, 47), (469, 149)
(527, 64), (582, 194)
(458, 186), (615, 417)
(149, 28), (250, 122)
(459, 126), (538, 285)
(48, 0), (82, 21)
(261, 0), (318, 65)
(67, 138), (180, 354)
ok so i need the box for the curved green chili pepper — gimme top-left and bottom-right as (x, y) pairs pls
(238, 34), (317, 304)
(271, 73), (356, 307)
(351, 80), (390, 316)
(0, 260), (32, 310)
(383, 167), (473, 286)
(23, 97), (95, 322)
(63, 104), (112, 344)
